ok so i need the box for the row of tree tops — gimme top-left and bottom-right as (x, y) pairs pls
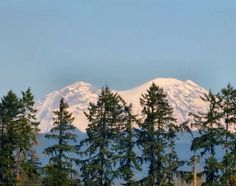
(0, 83), (236, 186)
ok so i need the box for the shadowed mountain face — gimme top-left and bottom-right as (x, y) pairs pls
(36, 130), (215, 185)
(36, 130), (193, 182)
(37, 129), (195, 166)
(36, 78), (209, 133)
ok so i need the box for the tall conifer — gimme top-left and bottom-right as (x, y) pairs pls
(43, 98), (78, 186)
(137, 83), (179, 185)
(218, 84), (236, 185)
(0, 91), (21, 184)
(116, 101), (141, 185)
(191, 91), (223, 185)
(0, 88), (40, 185)
(16, 88), (40, 181)
(79, 87), (123, 186)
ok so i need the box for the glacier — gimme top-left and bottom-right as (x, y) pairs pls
(36, 78), (209, 133)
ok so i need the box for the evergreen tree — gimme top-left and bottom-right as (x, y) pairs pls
(0, 89), (40, 185)
(190, 91), (223, 186)
(164, 124), (183, 186)
(79, 86), (123, 186)
(19, 150), (42, 185)
(116, 101), (141, 186)
(137, 83), (179, 185)
(16, 88), (40, 181)
(43, 98), (78, 186)
(218, 84), (236, 185)
(0, 90), (22, 184)
(15, 149), (42, 186)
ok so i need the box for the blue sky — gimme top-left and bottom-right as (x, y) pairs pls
(0, 0), (235, 99)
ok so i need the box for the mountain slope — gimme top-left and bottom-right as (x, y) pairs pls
(36, 78), (209, 133)
(36, 82), (99, 133)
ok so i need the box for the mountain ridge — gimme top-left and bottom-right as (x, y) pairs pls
(36, 78), (209, 133)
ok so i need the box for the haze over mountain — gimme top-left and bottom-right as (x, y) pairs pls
(36, 78), (209, 133)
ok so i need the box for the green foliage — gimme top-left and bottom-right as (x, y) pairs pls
(0, 91), (20, 184)
(190, 91), (223, 185)
(1, 82), (236, 185)
(0, 88), (40, 185)
(190, 85), (236, 186)
(218, 84), (236, 185)
(43, 98), (79, 186)
(17, 152), (42, 186)
(137, 83), (180, 185)
(164, 129), (184, 185)
(17, 88), (41, 181)
(200, 156), (222, 186)
(79, 86), (124, 185)
(116, 100), (142, 185)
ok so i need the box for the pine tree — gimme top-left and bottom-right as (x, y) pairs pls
(19, 150), (42, 185)
(164, 124), (183, 186)
(16, 88), (40, 182)
(43, 98), (78, 186)
(190, 91), (223, 186)
(218, 84), (236, 185)
(116, 101), (141, 186)
(0, 90), (22, 184)
(137, 83), (179, 185)
(79, 86), (123, 186)
(0, 89), (40, 185)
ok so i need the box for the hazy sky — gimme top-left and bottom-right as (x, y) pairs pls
(0, 0), (235, 99)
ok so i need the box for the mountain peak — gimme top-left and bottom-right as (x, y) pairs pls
(64, 81), (93, 89)
(185, 80), (200, 87)
(149, 78), (184, 86)
(37, 78), (209, 133)
(61, 81), (95, 93)
(152, 77), (183, 83)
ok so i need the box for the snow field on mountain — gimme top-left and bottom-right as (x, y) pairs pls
(36, 78), (209, 133)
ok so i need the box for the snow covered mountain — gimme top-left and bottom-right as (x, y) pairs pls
(36, 78), (209, 133)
